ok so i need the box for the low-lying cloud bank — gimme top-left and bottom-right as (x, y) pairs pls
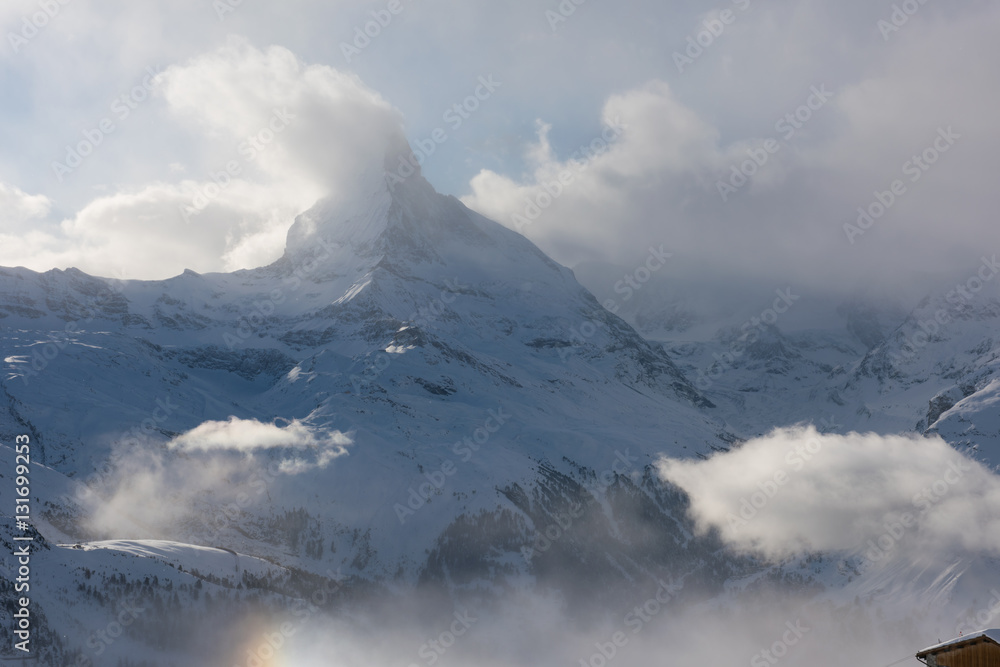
(81, 416), (351, 537)
(658, 425), (1000, 561)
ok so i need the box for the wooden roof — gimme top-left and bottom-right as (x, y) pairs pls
(917, 630), (1000, 659)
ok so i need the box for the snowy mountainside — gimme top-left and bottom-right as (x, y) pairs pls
(581, 261), (1000, 464)
(2, 154), (999, 662)
(0, 161), (762, 660)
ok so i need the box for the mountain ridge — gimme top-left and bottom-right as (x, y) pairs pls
(2, 157), (998, 664)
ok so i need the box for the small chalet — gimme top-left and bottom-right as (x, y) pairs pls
(917, 629), (1000, 666)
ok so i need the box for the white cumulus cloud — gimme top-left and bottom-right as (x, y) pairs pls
(169, 415), (351, 470)
(658, 425), (1000, 561)
(2, 37), (405, 280)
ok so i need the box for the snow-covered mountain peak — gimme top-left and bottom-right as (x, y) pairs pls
(273, 140), (579, 331)
(282, 160), (395, 262)
(281, 137), (490, 268)
(5, 146), (1000, 663)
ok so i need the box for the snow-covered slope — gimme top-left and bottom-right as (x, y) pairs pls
(3, 154), (998, 663)
(0, 159), (754, 661)
(581, 262), (1000, 465)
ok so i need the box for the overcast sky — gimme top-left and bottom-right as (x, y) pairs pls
(1, 0), (997, 298)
